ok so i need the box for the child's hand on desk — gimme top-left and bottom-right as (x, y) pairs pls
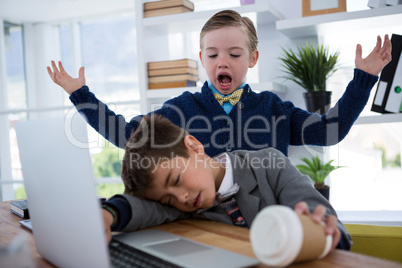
(355, 34), (392, 76)
(102, 209), (114, 243)
(47, 60), (85, 95)
(294, 201), (341, 251)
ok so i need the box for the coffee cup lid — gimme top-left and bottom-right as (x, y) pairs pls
(250, 205), (303, 267)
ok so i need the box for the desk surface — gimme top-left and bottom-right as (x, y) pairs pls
(1, 201), (401, 268)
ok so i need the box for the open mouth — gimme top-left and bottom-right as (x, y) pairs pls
(218, 74), (232, 87)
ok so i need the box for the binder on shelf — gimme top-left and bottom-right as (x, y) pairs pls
(10, 199), (29, 219)
(371, 34), (402, 114)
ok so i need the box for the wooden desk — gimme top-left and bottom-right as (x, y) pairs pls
(1, 200), (401, 268)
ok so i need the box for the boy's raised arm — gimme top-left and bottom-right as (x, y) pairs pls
(47, 60), (85, 95)
(355, 34), (392, 76)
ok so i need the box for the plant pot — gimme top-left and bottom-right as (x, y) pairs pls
(315, 186), (330, 201)
(303, 91), (332, 115)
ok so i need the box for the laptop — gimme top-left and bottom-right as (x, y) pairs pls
(15, 116), (258, 268)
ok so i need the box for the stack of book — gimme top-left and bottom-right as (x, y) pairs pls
(10, 199), (29, 219)
(147, 58), (199, 89)
(143, 0), (195, 18)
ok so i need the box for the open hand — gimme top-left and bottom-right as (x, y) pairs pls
(294, 201), (340, 250)
(47, 61), (85, 95)
(355, 34), (392, 76)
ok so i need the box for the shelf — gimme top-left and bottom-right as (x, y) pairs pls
(142, 2), (283, 34)
(248, 81), (287, 94)
(146, 86), (201, 99)
(276, 5), (402, 38)
(338, 210), (402, 226)
(146, 81), (287, 99)
(355, 113), (402, 125)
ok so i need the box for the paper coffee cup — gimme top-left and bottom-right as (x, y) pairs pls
(250, 205), (332, 267)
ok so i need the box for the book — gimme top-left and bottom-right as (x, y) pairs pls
(144, 0), (194, 11)
(144, 6), (193, 18)
(148, 74), (198, 84)
(148, 58), (198, 70)
(149, 80), (197, 89)
(10, 199), (29, 219)
(148, 67), (198, 77)
(19, 219), (33, 230)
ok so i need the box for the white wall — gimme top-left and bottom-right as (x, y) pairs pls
(0, 0), (135, 23)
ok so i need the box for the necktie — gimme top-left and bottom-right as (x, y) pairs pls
(196, 183), (240, 214)
(196, 183), (247, 227)
(213, 88), (244, 106)
(220, 197), (247, 227)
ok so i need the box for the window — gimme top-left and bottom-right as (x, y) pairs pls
(330, 123), (402, 211)
(88, 103), (140, 198)
(80, 14), (139, 102)
(2, 22), (28, 200)
(0, 13), (140, 201)
(80, 14), (140, 198)
(4, 22), (27, 111)
(322, 26), (402, 212)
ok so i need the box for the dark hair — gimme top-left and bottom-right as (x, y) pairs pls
(121, 114), (189, 198)
(200, 10), (258, 53)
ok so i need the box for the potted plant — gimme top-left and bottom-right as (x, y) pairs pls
(296, 155), (342, 200)
(279, 43), (340, 115)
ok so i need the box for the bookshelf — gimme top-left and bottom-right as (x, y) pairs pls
(135, 1), (285, 114)
(276, 4), (402, 126)
(355, 113), (402, 125)
(143, 1), (283, 28)
(276, 5), (402, 38)
(136, 1), (402, 123)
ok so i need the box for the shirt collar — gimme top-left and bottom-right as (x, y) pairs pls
(215, 153), (234, 195)
(196, 153), (239, 214)
(208, 80), (246, 97)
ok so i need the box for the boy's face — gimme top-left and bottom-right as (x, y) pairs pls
(143, 137), (222, 212)
(200, 26), (258, 95)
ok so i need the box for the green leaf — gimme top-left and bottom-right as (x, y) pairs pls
(296, 155), (344, 184)
(278, 43), (340, 92)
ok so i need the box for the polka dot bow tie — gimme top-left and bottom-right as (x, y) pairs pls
(213, 88), (244, 106)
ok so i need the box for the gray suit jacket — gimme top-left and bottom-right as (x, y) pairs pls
(111, 148), (351, 248)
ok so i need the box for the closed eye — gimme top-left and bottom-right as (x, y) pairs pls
(174, 175), (180, 186)
(230, 54), (240, 58)
(208, 54), (217, 58)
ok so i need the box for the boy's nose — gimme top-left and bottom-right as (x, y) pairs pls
(177, 190), (189, 204)
(218, 56), (228, 68)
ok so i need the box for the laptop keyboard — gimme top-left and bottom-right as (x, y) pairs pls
(109, 239), (183, 268)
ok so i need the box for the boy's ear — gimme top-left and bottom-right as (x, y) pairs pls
(249, 49), (259, 68)
(184, 135), (204, 155)
(199, 51), (205, 67)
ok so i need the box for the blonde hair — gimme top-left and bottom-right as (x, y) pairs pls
(200, 10), (258, 53)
